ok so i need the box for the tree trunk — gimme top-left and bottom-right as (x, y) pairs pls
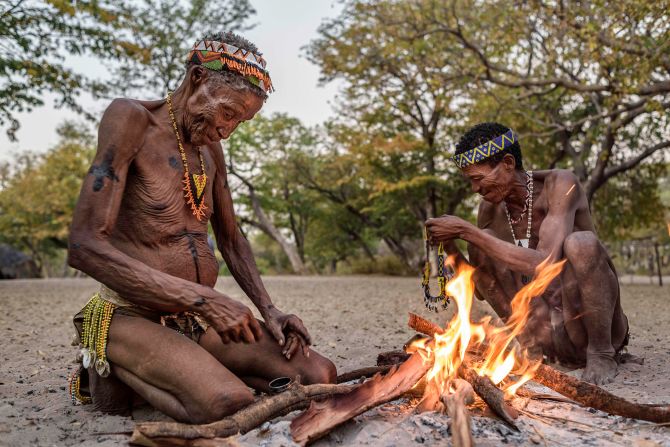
(248, 190), (307, 274)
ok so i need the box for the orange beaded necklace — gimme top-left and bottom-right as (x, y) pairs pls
(167, 91), (208, 221)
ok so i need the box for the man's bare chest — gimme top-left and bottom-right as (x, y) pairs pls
(122, 135), (216, 225)
(488, 194), (550, 248)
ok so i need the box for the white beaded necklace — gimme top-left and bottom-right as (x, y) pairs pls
(503, 170), (533, 249)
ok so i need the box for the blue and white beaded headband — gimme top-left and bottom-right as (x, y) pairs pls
(451, 129), (518, 169)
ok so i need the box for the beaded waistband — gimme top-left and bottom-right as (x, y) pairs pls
(79, 293), (116, 378)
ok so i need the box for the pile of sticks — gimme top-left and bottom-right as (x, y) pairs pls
(130, 313), (670, 447)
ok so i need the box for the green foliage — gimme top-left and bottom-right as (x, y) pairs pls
(592, 163), (668, 240)
(110, 0), (256, 96)
(0, 0), (255, 140)
(309, 0), (670, 242)
(225, 113), (322, 272)
(0, 0), (127, 140)
(307, 1), (471, 221)
(0, 121), (94, 274)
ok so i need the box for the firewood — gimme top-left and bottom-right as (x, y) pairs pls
(408, 312), (444, 337)
(532, 363), (670, 423)
(129, 382), (355, 447)
(290, 351), (432, 445)
(442, 379), (475, 447)
(416, 378), (444, 413)
(405, 313), (670, 423)
(336, 365), (392, 383)
(377, 349), (411, 366)
(458, 363), (519, 429)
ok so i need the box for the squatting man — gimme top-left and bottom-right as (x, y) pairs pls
(67, 32), (335, 422)
(426, 122), (629, 385)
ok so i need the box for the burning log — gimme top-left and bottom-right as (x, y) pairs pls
(416, 378), (444, 413)
(458, 363), (519, 429)
(407, 312), (518, 427)
(129, 382), (355, 447)
(290, 351), (432, 445)
(442, 379), (475, 447)
(407, 312), (670, 424)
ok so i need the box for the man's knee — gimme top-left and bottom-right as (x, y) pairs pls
(189, 385), (254, 423)
(300, 354), (337, 385)
(563, 231), (602, 269)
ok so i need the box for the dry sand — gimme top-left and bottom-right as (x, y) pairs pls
(1, 276), (669, 446)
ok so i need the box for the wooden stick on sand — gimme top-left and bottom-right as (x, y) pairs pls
(442, 379), (475, 447)
(130, 382), (356, 447)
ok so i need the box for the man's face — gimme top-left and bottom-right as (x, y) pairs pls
(184, 77), (264, 146)
(461, 159), (515, 203)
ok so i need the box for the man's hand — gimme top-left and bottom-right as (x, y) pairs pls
(263, 307), (312, 360)
(425, 215), (471, 244)
(204, 297), (263, 344)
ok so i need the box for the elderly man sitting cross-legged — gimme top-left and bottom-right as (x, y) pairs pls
(67, 32), (335, 423)
(426, 122), (629, 385)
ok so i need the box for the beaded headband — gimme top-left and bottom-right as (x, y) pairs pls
(451, 129), (518, 169)
(186, 39), (274, 93)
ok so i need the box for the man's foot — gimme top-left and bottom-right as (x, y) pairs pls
(582, 352), (617, 385)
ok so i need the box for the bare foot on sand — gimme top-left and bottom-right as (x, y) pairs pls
(582, 352), (617, 385)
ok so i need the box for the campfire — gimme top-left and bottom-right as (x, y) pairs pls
(411, 257), (564, 401)
(129, 260), (670, 447)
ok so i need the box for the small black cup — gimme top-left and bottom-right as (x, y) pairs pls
(268, 377), (292, 394)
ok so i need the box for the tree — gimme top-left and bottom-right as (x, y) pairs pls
(307, 1), (471, 224)
(225, 114), (319, 274)
(0, 122), (95, 275)
(310, 0), (670, 241)
(110, 0), (256, 96)
(0, 0), (126, 140)
(394, 0), (670, 201)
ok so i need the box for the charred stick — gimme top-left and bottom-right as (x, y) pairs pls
(377, 350), (411, 366)
(442, 379), (475, 447)
(337, 365), (393, 383)
(458, 363), (519, 429)
(130, 383), (355, 447)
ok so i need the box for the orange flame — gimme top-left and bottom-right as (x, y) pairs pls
(412, 256), (565, 398)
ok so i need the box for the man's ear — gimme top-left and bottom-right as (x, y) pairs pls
(189, 66), (209, 87)
(502, 153), (516, 171)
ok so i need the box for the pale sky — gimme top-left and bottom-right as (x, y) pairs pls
(0, 0), (343, 162)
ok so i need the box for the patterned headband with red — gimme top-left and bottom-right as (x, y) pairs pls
(186, 40), (274, 93)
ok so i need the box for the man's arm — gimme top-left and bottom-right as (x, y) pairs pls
(209, 144), (311, 354)
(68, 99), (259, 341)
(463, 171), (582, 273)
(443, 201), (495, 266)
(428, 171), (582, 274)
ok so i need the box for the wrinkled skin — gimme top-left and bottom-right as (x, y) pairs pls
(426, 153), (628, 385)
(68, 66), (336, 422)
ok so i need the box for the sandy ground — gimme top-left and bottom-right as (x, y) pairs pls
(1, 276), (669, 446)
